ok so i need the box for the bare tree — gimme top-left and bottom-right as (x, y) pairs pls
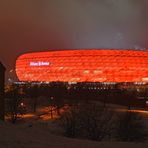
(24, 85), (39, 112)
(79, 103), (114, 141)
(58, 106), (80, 138)
(116, 111), (147, 142)
(59, 103), (114, 140)
(5, 85), (26, 123)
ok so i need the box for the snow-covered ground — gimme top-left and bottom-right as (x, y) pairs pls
(1, 104), (148, 148)
(0, 119), (148, 148)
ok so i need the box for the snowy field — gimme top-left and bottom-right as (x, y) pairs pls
(0, 120), (148, 148)
(1, 104), (148, 148)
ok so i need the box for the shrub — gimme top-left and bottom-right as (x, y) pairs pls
(58, 103), (114, 141)
(116, 111), (147, 142)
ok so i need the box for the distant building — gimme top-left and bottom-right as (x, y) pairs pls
(16, 49), (148, 83)
(0, 62), (5, 121)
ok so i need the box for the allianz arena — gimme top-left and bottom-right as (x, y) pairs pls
(15, 49), (148, 83)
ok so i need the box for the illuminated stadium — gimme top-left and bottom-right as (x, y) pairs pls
(16, 49), (148, 83)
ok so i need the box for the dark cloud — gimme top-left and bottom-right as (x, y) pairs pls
(0, 0), (148, 82)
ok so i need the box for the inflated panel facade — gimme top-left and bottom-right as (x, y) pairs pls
(15, 50), (148, 82)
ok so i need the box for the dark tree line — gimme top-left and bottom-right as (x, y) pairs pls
(4, 83), (148, 123)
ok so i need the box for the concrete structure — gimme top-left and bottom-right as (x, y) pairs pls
(16, 49), (148, 83)
(0, 62), (5, 120)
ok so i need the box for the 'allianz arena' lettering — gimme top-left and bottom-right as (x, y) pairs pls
(15, 49), (148, 82)
(30, 61), (50, 66)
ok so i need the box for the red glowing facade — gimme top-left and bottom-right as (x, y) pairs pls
(15, 49), (148, 83)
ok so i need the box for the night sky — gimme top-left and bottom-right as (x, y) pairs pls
(0, 0), (148, 82)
